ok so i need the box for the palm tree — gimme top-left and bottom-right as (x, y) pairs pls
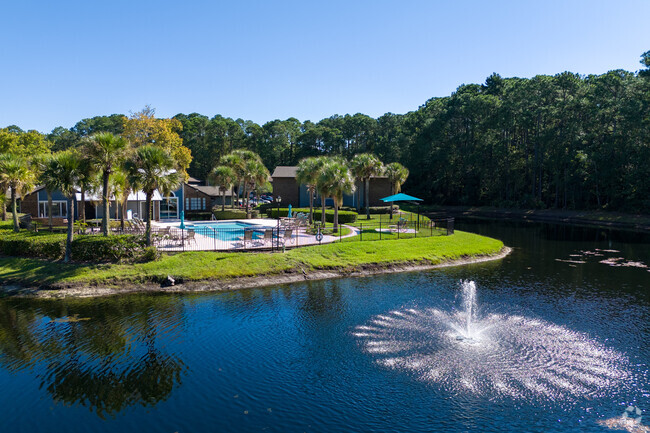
(49, 151), (82, 263)
(296, 157), (326, 225)
(208, 165), (236, 211)
(384, 162), (409, 220)
(77, 155), (98, 225)
(0, 188), (6, 221)
(110, 170), (131, 232)
(317, 158), (355, 233)
(350, 153), (383, 220)
(37, 154), (59, 230)
(242, 158), (270, 218)
(315, 157), (336, 227)
(0, 154), (36, 232)
(86, 132), (129, 236)
(220, 150), (263, 214)
(125, 146), (181, 246)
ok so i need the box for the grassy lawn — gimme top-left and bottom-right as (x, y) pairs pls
(305, 226), (352, 237)
(0, 230), (504, 288)
(347, 210), (427, 227)
(341, 211), (445, 242)
(341, 226), (447, 242)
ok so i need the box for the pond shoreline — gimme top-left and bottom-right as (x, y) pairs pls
(423, 206), (650, 233)
(3, 247), (511, 299)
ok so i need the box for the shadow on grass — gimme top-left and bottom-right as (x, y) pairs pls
(0, 257), (101, 286)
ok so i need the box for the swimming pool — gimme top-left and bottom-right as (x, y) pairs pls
(182, 221), (271, 242)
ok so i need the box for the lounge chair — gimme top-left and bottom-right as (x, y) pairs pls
(153, 227), (170, 246)
(279, 229), (294, 246)
(184, 229), (196, 246)
(280, 217), (296, 229)
(236, 229), (254, 248)
(294, 213), (309, 228)
(261, 228), (274, 246)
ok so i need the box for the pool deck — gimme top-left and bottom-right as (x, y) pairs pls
(152, 219), (359, 251)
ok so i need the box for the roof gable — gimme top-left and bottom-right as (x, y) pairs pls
(271, 166), (298, 178)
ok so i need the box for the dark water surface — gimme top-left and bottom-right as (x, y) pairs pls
(1, 219), (649, 432)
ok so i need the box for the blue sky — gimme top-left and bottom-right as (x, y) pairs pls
(2, 0), (649, 133)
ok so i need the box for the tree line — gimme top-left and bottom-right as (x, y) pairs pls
(0, 108), (192, 261)
(6, 51), (650, 213)
(290, 154), (408, 233)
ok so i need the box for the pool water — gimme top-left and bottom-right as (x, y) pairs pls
(183, 221), (270, 241)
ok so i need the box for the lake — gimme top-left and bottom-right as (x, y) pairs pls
(1, 219), (649, 432)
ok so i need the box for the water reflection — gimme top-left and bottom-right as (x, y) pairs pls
(0, 296), (186, 418)
(0, 219), (649, 432)
(300, 280), (345, 320)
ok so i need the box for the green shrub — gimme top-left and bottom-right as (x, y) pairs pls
(366, 205), (399, 214)
(0, 232), (65, 260)
(0, 229), (157, 263)
(139, 246), (160, 262)
(185, 212), (213, 221)
(266, 208), (357, 224)
(256, 202), (276, 214)
(70, 235), (148, 263)
(319, 210), (357, 224)
(212, 209), (259, 220)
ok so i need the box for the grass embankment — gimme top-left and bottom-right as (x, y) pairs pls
(0, 230), (503, 289)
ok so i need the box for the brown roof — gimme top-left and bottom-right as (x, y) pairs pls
(187, 176), (203, 185)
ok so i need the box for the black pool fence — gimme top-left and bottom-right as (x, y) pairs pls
(27, 215), (455, 252)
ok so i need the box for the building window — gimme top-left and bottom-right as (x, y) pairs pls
(38, 201), (68, 218)
(188, 197), (205, 210)
(161, 194), (178, 219)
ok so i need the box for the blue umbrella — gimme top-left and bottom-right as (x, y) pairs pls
(180, 211), (186, 229)
(380, 193), (423, 225)
(287, 204), (292, 218)
(380, 193), (423, 202)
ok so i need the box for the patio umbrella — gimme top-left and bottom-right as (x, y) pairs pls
(380, 193), (423, 203)
(287, 204), (292, 218)
(380, 193), (423, 224)
(180, 211), (186, 230)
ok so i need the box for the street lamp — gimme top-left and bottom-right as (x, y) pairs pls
(276, 196), (281, 252)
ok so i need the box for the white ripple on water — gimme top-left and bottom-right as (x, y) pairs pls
(353, 284), (633, 402)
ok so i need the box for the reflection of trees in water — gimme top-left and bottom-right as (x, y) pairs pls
(0, 295), (187, 418)
(301, 280), (344, 320)
(212, 280), (346, 321)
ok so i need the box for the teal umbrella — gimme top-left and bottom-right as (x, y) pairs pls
(180, 211), (185, 229)
(287, 204), (292, 218)
(380, 193), (423, 202)
(380, 193), (423, 224)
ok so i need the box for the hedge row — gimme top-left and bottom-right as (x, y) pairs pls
(212, 209), (260, 220)
(367, 205), (399, 214)
(70, 235), (149, 263)
(184, 212), (213, 221)
(0, 230), (153, 263)
(0, 232), (66, 259)
(266, 208), (358, 224)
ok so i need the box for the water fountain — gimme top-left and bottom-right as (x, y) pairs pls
(354, 280), (632, 402)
